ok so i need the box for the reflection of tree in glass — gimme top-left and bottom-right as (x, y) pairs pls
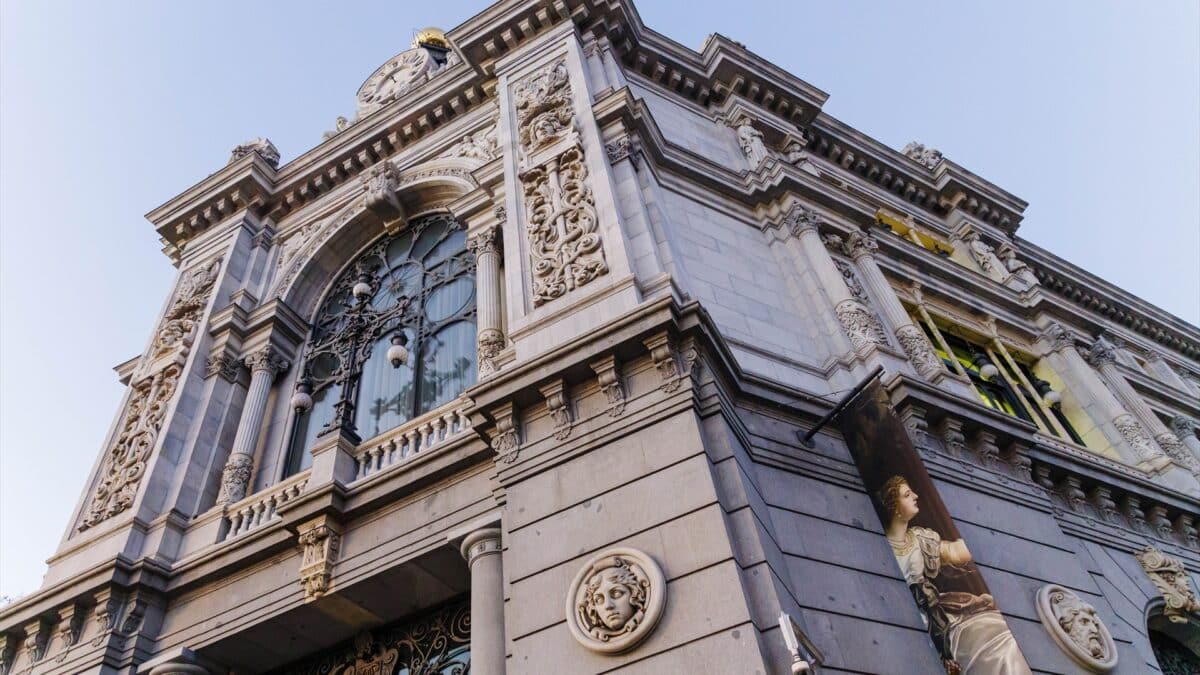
(363, 335), (472, 432)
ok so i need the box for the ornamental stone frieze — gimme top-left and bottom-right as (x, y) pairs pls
(1136, 547), (1200, 624)
(149, 258), (221, 361)
(440, 124), (498, 163)
(80, 363), (181, 530)
(512, 59), (609, 305)
(1035, 584), (1118, 672)
(297, 516), (343, 601)
(566, 548), (666, 654)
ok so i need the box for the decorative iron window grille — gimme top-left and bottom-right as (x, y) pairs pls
(268, 598), (471, 675)
(285, 213), (477, 475)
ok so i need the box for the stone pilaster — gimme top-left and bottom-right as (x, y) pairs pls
(217, 346), (289, 504)
(460, 528), (505, 675)
(1085, 335), (1197, 476)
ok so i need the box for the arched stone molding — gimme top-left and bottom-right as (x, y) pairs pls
(270, 157), (481, 318)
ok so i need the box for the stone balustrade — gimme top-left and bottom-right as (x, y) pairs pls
(220, 470), (310, 542)
(353, 399), (473, 481)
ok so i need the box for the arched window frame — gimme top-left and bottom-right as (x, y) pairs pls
(282, 212), (477, 476)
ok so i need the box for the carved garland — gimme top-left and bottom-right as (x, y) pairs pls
(513, 60), (608, 306)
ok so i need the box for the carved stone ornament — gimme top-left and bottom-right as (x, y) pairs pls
(1171, 415), (1198, 441)
(1040, 322), (1078, 355)
(1085, 336), (1120, 368)
(151, 258), (222, 359)
(605, 138), (635, 163)
(565, 547), (666, 654)
(902, 141), (943, 169)
(1112, 414), (1161, 464)
(733, 116), (769, 169)
(228, 137), (280, 168)
(835, 299), (886, 352)
(590, 356), (626, 417)
(359, 160), (405, 220)
(540, 380), (573, 441)
(244, 345), (289, 375)
(81, 365), (181, 530)
(513, 60), (574, 153)
(477, 328), (505, 378)
(644, 332), (682, 394)
(440, 124), (498, 162)
(841, 230), (880, 259)
(894, 324), (945, 380)
(217, 453), (254, 504)
(1035, 584), (1118, 672)
(490, 403), (520, 464)
(514, 60), (609, 305)
(1156, 432), (1200, 476)
(1136, 546), (1200, 624)
(298, 518), (343, 601)
(782, 205), (820, 238)
(204, 352), (241, 382)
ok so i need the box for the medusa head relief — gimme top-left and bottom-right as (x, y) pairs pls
(566, 548), (666, 654)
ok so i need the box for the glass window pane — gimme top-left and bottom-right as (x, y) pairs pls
(426, 228), (466, 266)
(286, 382), (340, 475)
(411, 219), (447, 261)
(425, 277), (474, 324)
(416, 321), (476, 415)
(354, 329), (416, 440)
(384, 232), (414, 267)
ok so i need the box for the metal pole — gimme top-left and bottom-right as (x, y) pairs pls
(797, 365), (885, 448)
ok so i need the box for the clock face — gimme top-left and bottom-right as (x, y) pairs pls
(356, 48), (435, 116)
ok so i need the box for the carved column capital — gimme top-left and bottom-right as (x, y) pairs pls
(782, 205), (821, 238)
(467, 226), (501, 259)
(1039, 322), (1079, 354)
(842, 230), (879, 259)
(1170, 415), (1197, 440)
(244, 346), (289, 377)
(460, 527), (502, 567)
(1085, 335), (1120, 368)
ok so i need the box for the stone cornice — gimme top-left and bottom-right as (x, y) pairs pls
(1020, 238), (1200, 360)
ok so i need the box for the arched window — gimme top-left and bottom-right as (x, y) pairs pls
(284, 213), (476, 475)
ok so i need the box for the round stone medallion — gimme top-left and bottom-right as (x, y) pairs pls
(565, 547), (666, 654)
(1035, 584), (1118, 672)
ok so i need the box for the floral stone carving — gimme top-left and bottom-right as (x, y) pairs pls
(1136, 546), (1200, 624)
(1035, 584), (1118, 672)
(835, 299), (886, 352)
(150, 258), (221, 358)
(81, 365), (181, 529)
(298, 517), (343, 601)
(566, 547), (666, 654)
(514, 60), (608, 305)
(894, 324), (945, 380)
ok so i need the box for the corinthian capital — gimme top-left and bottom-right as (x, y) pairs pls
(842, 230), (879, 259)
(1171, 415), (1197, 441)
(244, 346), (289, 376)
(467, 226), (500, 258)
(782, 205), (820, 238)
(1038, 322), (1078, 354)
(1085, 335), (1120, 368)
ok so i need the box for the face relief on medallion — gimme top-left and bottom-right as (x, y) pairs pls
(565, 548), (666, 654)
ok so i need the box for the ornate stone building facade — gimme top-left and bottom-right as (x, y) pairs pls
(2, 2), (1198, 673)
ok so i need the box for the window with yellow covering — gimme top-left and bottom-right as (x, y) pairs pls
(916, 319), (1088, 447)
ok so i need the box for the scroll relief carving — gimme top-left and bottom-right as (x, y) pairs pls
(1035, 584), (1118, 673)
(566, 548), (666, 654)
(513, 60), (608, 305)
(150, 258), (221, 359)
(298, 518), (343, 601)
(835, 300), (887, 352)
(1136, 546), (1200, 624)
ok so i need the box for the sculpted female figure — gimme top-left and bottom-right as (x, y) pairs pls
(881, 476), (1030, 674)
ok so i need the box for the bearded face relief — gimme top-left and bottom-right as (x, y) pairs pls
(1036, 584), (1117, 672)
(566, 548), (666, 654)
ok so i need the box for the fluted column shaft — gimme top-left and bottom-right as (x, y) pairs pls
(218, 346), (288, 504)
(470, 225), (505, 377)
(1087, 337), (1197, 474)
(461, 528), (505, 675)
(843, 231), (943, 379)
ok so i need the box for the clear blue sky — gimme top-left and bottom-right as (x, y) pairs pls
(2, 1), (1197, 599)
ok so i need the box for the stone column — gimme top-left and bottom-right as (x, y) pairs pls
(842, 230), (944, 380)
(460, 528), (505, 675)
(217, 346), (289, 504)
(1087, 336), (1199, 475)
(469, 224), (505, 377)
(1171, 416), (1200, 462)
(1039, 324), (1170, 471)
(786, 210), (885, 354)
